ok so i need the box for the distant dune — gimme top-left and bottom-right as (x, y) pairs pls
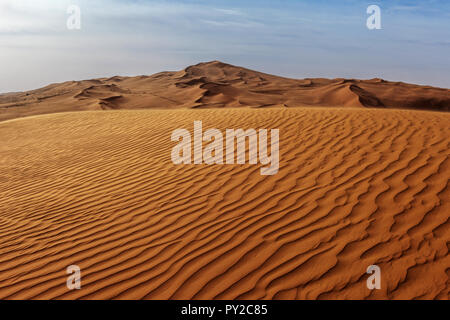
(0, 107), (448, 299)
(1, 61), (449, 122)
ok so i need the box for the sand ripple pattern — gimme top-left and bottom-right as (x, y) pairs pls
(0, 108), (448, 299)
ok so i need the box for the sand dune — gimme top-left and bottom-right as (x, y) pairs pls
(1, 61), (449, 122)
(0, 107), (448, 299)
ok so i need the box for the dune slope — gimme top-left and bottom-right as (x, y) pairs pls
(1, 61), (449, 122)
(0, 108), (448, 300)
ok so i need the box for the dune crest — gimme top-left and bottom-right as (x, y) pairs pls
(1, 61), (449, 122)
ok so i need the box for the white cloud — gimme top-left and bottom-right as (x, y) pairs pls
(214, 8), (244, 16)
(0, 0), (449, 92)
(0, 0), (70, 33)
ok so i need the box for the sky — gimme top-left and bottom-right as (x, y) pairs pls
(0, 0), (449, 92)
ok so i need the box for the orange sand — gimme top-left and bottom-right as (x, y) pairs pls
(0, 107), (448, 300)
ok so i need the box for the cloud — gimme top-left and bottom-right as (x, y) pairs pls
(389, 5), (422, 12)
(0, 0), (67, 33)
(214, 8), (244, 16)
(0, 0), (449, 92)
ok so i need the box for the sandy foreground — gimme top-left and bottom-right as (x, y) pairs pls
(0, 107), (448, 300)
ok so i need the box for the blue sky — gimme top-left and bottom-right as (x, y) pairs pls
(1, 0), (449, 92)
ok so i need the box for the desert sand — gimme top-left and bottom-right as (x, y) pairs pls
(1, 61), (449, 123)
(0, 62), (449, 300)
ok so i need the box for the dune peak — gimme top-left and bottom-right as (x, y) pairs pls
(0, 62), (449, 122)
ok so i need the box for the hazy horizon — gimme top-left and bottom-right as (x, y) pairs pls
(1, 0), (449, 92)
(3, 59), (450, 95)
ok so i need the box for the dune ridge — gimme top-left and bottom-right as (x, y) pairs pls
(0, 107), (448, 299)
(1, 61), (449, 122)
